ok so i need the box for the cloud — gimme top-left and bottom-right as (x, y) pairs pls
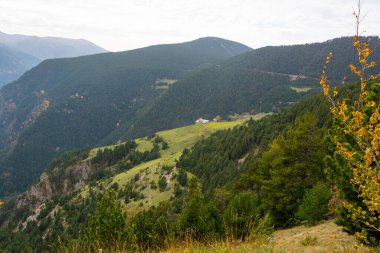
(0, 0), (379, 51)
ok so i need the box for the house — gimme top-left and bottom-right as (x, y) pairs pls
(213, 115), (222, 122)
(195, 118), (209, 124)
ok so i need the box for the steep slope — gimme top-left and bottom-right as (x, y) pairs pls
(175, 94), (331, 193)
(0, 44), (40, 87)
(0, 87), (362, 251)
(239, 36), (379, 82)
(0, 122), (239, 252)
(0, 31), (107, 60)
(123, 37), (380, 139)
(0, 37), (251, 196)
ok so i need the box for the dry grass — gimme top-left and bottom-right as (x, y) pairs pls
(269, 220), (370, 253)
(59, 220), (377, 253)
(160, 220), (373, 253)
(159, 240), (278, 253)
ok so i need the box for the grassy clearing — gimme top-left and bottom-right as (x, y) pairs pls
(111, 153), (181, 214)
(135, 138), (154, 152)
(290, 86), (312, 93)
(157, 121), (240, 156)
(79, 122), (240, 213)
(87, 122), (239, 160)
(115, 122), (240, 214)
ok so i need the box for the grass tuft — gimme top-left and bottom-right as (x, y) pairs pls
(300, 234), (318, 246)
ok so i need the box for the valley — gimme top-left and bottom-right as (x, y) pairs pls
(0, 13), (379, 251)
(1, 36), (378, 199)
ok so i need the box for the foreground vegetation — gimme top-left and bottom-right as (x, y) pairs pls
(57, 220), (373, 253)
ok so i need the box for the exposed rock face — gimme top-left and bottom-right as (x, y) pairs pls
(16, 162), (94, 211)
(16, 172), (53, 209)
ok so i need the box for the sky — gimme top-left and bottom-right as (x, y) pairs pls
(0, 0), (379, 52)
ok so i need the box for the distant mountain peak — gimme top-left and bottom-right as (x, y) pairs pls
(0, 31), (108, 87)
(0, 31), (108, 60)
(184, 36), (252, 56)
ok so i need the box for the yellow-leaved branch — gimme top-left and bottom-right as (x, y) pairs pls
(320, 0), (380, 245)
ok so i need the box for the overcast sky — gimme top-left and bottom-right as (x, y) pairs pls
(0, 0), (379, 52)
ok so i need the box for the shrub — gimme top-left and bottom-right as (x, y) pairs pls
(249, 213), (274, 241)
(158, 176), (167, 192)
(223, 192), (261, 239)
(178, 178), (223, 240)
(296, 182), (331, 225)
(84, 190), (134, 250)
(162, 141), (169, 150)
(300, 234), (318, 246)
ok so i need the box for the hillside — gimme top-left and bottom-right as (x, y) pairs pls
(0, 44), (40, 88)
(0, 121), (240, 252)
(0, 37), (250, 196)
(122, 37), (380, 139)
(0, 85), (377, 251)
(0, 31), (107, 87)
(1, 37), (378, 197)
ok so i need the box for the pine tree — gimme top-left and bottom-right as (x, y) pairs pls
(84, 190), (133, 250)
(255, 114), (326, 225)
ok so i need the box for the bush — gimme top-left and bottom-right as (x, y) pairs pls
(178, 178), (223, 240)
(110, 182), (119, 191)
(84, 190), (134, 250)
(162, 141), (169, 150)
(177, 169), (188, 187)
(296, 182), (331, 225)
(158, 176), (167, 192)
(300, 234), (318, 246)
(223, 192), (261, 239)
(249, 213), (274, 241)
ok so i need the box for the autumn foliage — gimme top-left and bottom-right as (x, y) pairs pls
(320, 3), (380, 244)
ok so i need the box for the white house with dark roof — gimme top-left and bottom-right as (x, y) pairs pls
(195, 118), (209, 124)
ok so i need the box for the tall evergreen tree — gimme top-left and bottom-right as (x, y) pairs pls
(251, 113), (326, 225)
(85, 190), (134, 250)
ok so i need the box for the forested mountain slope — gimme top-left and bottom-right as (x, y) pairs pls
(1, 36), (379, 197)
(176, 94), (331, 193)
(0, 122), (239, 252)
(234, 36), (380, 82)
(122, 36), (380, 139)
(0, 83), (375, 251)
(0, 37), (251, 196)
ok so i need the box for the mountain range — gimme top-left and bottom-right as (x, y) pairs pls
(0, 36), (379, 198)
(0, 37), (251, 196)
(0, 31), (107, 87)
